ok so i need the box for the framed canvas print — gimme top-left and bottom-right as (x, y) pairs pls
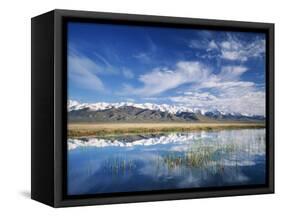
(31, 9), (274, 207)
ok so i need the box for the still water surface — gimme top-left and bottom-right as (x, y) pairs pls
(67, 129), (266, 195)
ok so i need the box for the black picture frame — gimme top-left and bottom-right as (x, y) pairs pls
(31, 9), (274, 207)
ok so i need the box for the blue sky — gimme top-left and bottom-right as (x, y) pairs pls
(67, 22), (266, 115)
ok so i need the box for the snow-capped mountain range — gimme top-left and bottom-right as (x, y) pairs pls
(68, 100), (197, 114)
(68, 100), (262, 118)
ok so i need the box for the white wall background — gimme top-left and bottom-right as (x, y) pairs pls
(0, 0), (279, 216)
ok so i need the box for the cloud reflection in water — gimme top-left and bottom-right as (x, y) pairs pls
(67, 129), (266, 195)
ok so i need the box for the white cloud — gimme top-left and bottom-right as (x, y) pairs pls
(122, 67), (134, 79)
(92, 51), (112, 67)
(68, 53), (105, 91)
(125, 60), (262, 114)
(218, 36), (265, 62)
(189, 40), (207, 49)
(125, 98), (135, 102)
(207, 40), (219, 51)
(122, 60), (265, 115)
(169, 65), (265, 116)
(133, 52), (151, 63)
(170, 89), (265, 116)
(220, 66), (248, 80)
(123, 61), (210, 96)
(68, 48), (132, 92)
(128, 53), (262, 116)
(190, 34), (265, 62)
(133, 36), (158, 63)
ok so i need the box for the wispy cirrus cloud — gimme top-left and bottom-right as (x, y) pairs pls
(68, 47), (135, 92)
(67, 23), (265, 116)
(133, 35), (158, 63)
(169, 64), (265, 115)
(122, 61), (249, 97)
(170, 88), (265, 116)
(219, 35), (265, 61)
(121, 59), (264, 115)
(122, 61), (210, 96)
(133, 52), (151, 62)
(207, 40), (219, 51)
(219, 66), (248, 80)
(68, 51), (106, 92)
(190, 34), (265, 62)
(122, 67), (134, 79)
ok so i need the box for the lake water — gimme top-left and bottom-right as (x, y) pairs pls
(67, 129), (266, 195)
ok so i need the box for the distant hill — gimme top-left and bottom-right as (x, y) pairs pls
(68, 101), (265, 123)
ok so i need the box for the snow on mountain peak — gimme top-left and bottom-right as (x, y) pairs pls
(68, 100), (195, 114)
(67, 100), (263, 117)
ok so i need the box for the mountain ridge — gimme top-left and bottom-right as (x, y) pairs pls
(68, 100), (265, 123)
(68, 100), (264, 117)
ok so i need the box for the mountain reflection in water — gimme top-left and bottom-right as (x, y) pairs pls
(67, 129), (266, 195)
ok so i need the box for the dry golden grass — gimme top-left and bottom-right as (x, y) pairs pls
(68, 122), (265, 138)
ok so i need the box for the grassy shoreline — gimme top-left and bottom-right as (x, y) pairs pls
(68, 122), (265, 138)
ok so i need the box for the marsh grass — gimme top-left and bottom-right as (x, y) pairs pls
(68, 122), (265, 138)
(161, 142), (238, 170)
(102, 157), (137, 175)
(187, 147), (214, 168)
